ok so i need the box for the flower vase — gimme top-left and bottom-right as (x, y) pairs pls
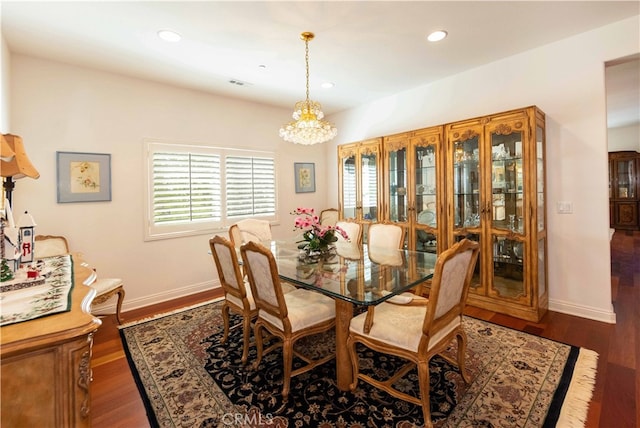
(298, 244), (336, 265)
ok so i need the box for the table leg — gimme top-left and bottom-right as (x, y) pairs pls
(334, 299), (354, 391)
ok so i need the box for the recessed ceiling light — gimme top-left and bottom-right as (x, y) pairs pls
(427, 30), (448, 42)
(157, 29), (182, 43)
(321, 82), (335, 89)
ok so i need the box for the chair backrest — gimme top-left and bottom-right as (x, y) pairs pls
(235, 219), (272, 244)
(421, 239), (480, 345)
(240, 241), (291, 331)
(335, 220), (363, 246)
(367, 223), (405, 250)
(34, 235), (70, 258)
(209, 235), (249, 303)
(228, 224), (243, 249)
(319, 208), (339, 227)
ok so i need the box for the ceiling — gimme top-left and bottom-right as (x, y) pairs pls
(2, 1), (639, 126)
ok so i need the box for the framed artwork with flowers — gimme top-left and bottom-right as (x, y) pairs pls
(56, 151), (112, 203)
(294, 162), (315, 193)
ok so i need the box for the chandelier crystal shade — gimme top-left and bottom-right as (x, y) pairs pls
(279, 32), (337, 145)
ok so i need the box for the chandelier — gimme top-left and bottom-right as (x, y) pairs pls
(279, 32), (337, 145)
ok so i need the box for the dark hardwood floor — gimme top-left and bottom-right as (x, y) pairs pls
(91, 231), (639, 427)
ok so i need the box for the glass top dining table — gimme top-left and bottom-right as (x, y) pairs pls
(268, 241), (437, 305)
(264, 240), (438, 391)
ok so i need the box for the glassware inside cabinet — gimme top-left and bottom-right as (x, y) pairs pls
(617, 159), (635, 198)
(492, 236), (525, 298)
(415, 145), (437, 227)
(388, 148), (407, 222)
(452, 136), (480, 228)
(415, 228), (437, 254)
(361, 152), (378, 221)
(491, 130), (524, 232)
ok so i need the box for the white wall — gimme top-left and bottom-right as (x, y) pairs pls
(608, 124), (640, 151)
(1, 32), (10, 132)
(9, 56), (330, 310)
(327, 15), (640, 323)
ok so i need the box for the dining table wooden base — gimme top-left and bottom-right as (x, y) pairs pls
(334, 299), (355, 391)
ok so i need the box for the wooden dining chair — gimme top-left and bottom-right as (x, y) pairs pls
(335, 220), (363, 246)
(347, 238), (480, 428)
(230, 218), (272, 246)
(209, 235), (258, 364)
(34, 235), (126, 324)
(319, 208), (339, 227)
(240, 240), (336, 400)
(367, 222), (405, 250)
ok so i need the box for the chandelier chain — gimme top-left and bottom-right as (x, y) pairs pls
(305, 37), (310, 102)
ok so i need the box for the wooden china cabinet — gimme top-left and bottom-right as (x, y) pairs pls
(445, 106), (548, 321)
(337, 106), (548, 321)
(337, 138), (382, 238)
(609, 151), (640, 230)
(382, 125), (446, 255)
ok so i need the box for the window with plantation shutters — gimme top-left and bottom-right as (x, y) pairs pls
(152, 152), (221, 224)
(145, 141), (277, 240)
(225, 156), (276, 218)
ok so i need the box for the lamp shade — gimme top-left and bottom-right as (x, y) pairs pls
(0, 134), (40, 179)
(1, 136), (15, 162)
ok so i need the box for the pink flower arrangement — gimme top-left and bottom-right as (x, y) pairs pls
(291, 207), (349, 252)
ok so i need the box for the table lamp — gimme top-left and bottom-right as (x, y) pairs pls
(1, 134), (40, 207)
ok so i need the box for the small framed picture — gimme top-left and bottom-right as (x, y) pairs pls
(294, 162), (316, 193)
(57, 151), (112, 203)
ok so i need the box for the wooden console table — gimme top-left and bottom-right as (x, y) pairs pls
(1, 257), (102, 427)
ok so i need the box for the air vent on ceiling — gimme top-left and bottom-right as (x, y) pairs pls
(229, 79), (251, 87)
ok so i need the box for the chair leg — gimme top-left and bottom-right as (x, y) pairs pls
(252, 323), (265, 370)
(221, 304), (230, 344)
(347, 336), (360, 390)
(456, 330), (470, 383)
(417, 360), (433, 428)
(281, 338), (293, 400)
(115, 287), (125, 325)
(241, 314), (252, 365)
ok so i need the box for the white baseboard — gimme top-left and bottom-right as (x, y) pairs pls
(549, 298), (616, 324)
(90, 279), (221, 314)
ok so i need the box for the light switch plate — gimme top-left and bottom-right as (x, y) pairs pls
(557, 201), (573, 214)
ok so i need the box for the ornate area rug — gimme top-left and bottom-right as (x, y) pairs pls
(119, 299), (598, 427)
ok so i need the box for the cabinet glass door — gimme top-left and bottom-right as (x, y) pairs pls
(617, 159), (635, 198)
(453, 136), (480, 229)
(492, 235), (525, 298)
(537, 126), (545, 231)
(415, 144), (438, 253)
(361, 152), (379, 221)
(490, 131), (524, 233)
(341, 155), (357, 220)
(388, 148), (407, 222)
(490, 126), (526, 300)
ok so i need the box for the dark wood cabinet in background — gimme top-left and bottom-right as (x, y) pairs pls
(609, 151), (640, 230)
